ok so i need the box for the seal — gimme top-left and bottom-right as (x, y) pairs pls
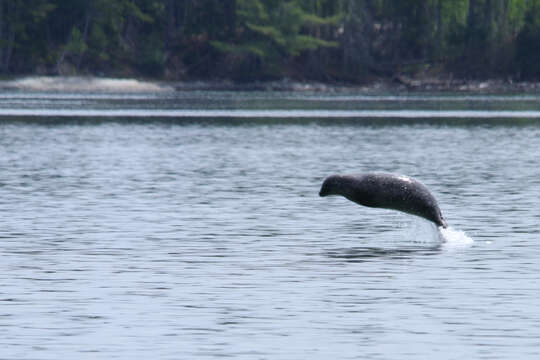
(319, 172), (448, 228)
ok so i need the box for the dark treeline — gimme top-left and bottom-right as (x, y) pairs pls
(1, 0), (540, 82)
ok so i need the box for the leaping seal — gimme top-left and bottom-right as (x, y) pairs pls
(319, 173), (448, 228)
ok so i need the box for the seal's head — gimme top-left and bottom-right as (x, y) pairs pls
(319, 175), (342, 197)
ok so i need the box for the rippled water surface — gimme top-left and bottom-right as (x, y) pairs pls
(1, 88), (540, 359)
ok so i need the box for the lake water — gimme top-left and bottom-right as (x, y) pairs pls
(1, 84), (540, 359)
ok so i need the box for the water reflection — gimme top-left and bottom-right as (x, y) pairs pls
(325, 245), (442, 262)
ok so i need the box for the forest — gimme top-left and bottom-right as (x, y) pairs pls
(1, 0), (540, 83)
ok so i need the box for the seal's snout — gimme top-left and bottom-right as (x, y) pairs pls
(319, 176), (337, 197)
(319, 178), (330, 197)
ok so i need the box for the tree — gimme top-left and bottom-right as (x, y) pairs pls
(0, 0), (55, 73)
(212, 0), (338, 79)
(516, 0), (540, 79)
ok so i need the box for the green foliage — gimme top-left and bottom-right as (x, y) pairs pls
(211, 0), (338, 78)
(136, 34), (166, 76)
(65, 27), (87, 55)
(243, 0), (338, 56)
(0, 0), (57, 72)
(516, 0), (540, 79)
(0, 0), (539, 80)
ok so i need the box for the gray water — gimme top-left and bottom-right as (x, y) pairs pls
(1, 87), (540, 359)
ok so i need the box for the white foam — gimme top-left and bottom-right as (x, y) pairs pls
(439, 226), (473, 250)
(3, 76), (173, 93)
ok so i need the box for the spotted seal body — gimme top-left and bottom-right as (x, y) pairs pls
(319, 173), (447, 228)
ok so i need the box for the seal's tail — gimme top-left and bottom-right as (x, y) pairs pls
(438, 208), (448, 229)
(439, 216), (448, 229)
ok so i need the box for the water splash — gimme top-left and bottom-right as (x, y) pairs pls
(397, 216), (441, 244)
(400, 217), (473, 250)
(439, 226), (473, 249)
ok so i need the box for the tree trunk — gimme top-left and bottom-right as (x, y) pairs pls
(465, 0), (479, 72)
(224, 0), (236, 38)
(0, 0), (4, 71)
(3, 0), (15, 73)
(467, 0), (477, 32)
(75, 13), (91, 70)
(484, 0), (495, 68)
(166, 0), (176, 50)
(436, 0), (442, 57)
(4, 26), (14, 73)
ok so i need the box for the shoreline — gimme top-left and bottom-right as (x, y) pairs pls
(1, 75), (540, 94)
(172, 77), (540, 94)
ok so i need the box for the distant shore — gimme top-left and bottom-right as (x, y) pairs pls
(1, 75), (540, 94)
(173, 77), (540, 93)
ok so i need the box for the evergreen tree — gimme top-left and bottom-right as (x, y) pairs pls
(0, 0), (538, 81)
(516, 0), (540, 79)
(212, 0), (338, 79)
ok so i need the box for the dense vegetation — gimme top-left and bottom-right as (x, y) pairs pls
(1, 0), (540, 82)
